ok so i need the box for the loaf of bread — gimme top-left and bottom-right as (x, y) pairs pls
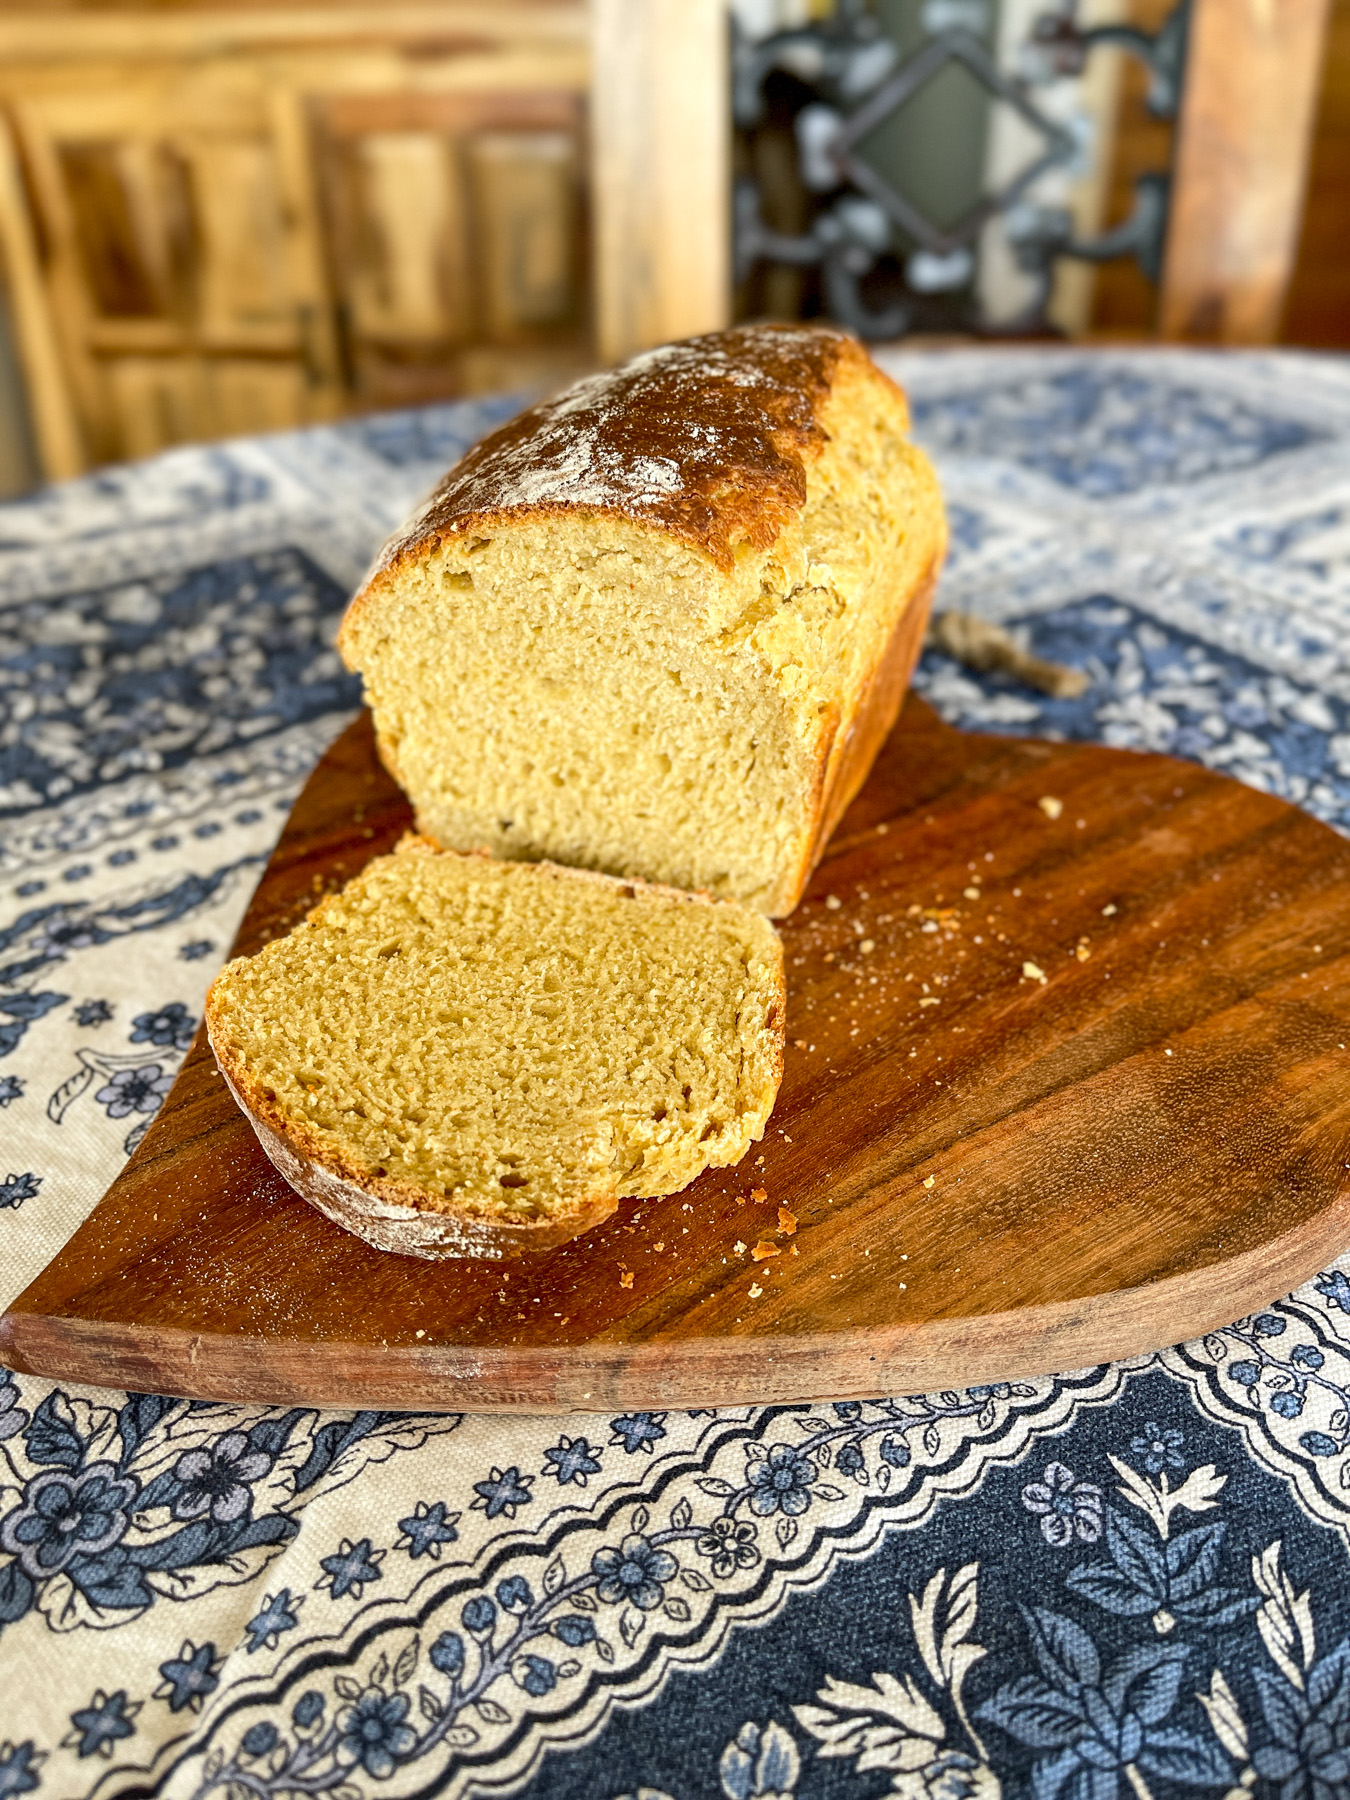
(339, 323), (945, 918)
(204, 838), (785, 1259)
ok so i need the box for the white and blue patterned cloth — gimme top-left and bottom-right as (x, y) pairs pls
(4, 349), (1350, 1799)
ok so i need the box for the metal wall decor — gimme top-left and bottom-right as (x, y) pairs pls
(733, 0), (1191, 338)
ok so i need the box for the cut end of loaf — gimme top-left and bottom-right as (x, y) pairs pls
(205, 840), (785, 1259)
(339, 324), (945, 916)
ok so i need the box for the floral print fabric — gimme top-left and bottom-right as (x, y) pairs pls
(3, 350), (1350, 1798)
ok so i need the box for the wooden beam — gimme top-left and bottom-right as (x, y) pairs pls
(0, 114), (84, 479)
(1160, 0), (1332, 342)
(590, 0), (730, 364)
(0, 6), (587, 63)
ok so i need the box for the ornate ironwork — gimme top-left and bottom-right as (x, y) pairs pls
(733, 0), (1191, 338)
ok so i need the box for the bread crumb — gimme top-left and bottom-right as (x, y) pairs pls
(963, 887), (980, 900)
(748, 1282), (763, 1298)
(751, 1187), (767, 1203)
(1022, 960), (1047, 984)
(654, 1241), (665, 1252)
(1102, 903), (1117, 916)
(790, 1244), (799, 1256)
(922, 1175), (935, 1189)
(794, 1038), (807, 1049)
(919, 996), (940, 1007)
(619, 1269), (634, 1288)
(734, 1239), (747, 1255)
(1075, 940), (1091, 962)
(825, 895), (842, 910)
(751, 1240), (780, 1260)
(860, 939), (875, 955)
(1039, 796), (1063, 819)
(777, 1207), (797, 1235)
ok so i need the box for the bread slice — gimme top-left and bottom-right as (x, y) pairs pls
(338, 323), (945, 917)
(205, 838), (785, 1259)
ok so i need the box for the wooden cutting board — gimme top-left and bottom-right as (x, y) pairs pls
(4, 694), (1350, 1412)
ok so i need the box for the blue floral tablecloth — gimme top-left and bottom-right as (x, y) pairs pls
(4, 348), (1350, 1800)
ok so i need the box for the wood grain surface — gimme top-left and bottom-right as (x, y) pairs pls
(4, 694), (1350, 1412)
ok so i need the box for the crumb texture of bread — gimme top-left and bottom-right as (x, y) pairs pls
(339, 323), (946, 916)
(205, 840), (784, 1257)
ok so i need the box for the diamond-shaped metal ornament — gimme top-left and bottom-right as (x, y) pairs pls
(831, 28), (1077, 257)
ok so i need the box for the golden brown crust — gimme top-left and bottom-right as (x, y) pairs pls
(343, 325), (878, 631)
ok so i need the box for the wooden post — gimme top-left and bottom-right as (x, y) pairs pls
(0, 115), (83, 480)
(1160, 0), (1331, 343)
(590, 0), (731, 365)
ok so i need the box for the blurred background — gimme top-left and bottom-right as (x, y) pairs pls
(0, 0), (1344, 497)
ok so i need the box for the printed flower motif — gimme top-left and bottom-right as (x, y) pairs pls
(462, 1596), (496, 1635)
(1316, 1268), (1350, 1314)
(1229, 1361), (1261, 1388)
(1020, 1461), (1104, 1546)
(64, 1689), (140, 1758)
(35, 916), (101, 956)
(880, 1434), (911, 1468)
(747, 1444), (816, 1517)
(74, 999), (113, 1027)
(552, 1614), (596, 1646)
(1252, 1312), (1287, 1336)
(0, 1462), (136, 1576)
(1271, 1390), (1305, 1418)
(719, 1718), (800, 1800)
(471, 1466), (533, 1519)
(396, 1500), (459, 1560)
(836, 1442), (865, 1478)
(591, 1533), (678, 1610)
(0, 1077), (22, 1106)
(130, 1002), (196, 1051)
(1291, 1344), (1325, 1370)
(171, 1430), (271, 1523)
(430, 1631), (464, 1675)
(1130, 1422), (1186, 1474)
(95, 1064), (172, 1119)
(335, 1687), (416, 1779)
(512, 1654), (556, 1697)
(293, 1693), (325, 1730)
(156, 1640), (222, 1713)
(608, 1411), (667, 1454)
(0, 1742), (43, 1797)
(695, 1516), (761, 1579)
(241, 1723), (278, 1757)
(0, 1377), (27, 1442)
(496, 1574), (533, 1614)
(543, 1434), (603, 1486)
(179, 940), (215, 961)
(317, 1537), (385, 1601)
(0, 1173), (40, 1210)
(244, 1588), (302, 1653)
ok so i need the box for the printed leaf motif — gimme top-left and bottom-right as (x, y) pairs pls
(1109, 1454), (1226, 1539)
(543, 1557), (564, 1596)
(46, 1060), (96, 1124)
(25, 1391), (86, 1469)
(620, 1607), (645, 1649)
(475, 1699), (510, 1725)
(418, 1686), (442, 1723)
(393, 1636), (418, 1689)
(669, 1498), (692, 1530)
(333, 1676), (361, 1702)
(975, 1674), (1085, 1749)
(1253, 1540), (1316, 1690)
(1196, 1668), (1248, 1761)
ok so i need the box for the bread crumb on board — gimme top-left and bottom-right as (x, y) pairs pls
(751, 1240), (780, 1260)
(618, 1269), (634, 1288)
(1038, 795), (1064, 819)
(778, 1207), (797, 1235)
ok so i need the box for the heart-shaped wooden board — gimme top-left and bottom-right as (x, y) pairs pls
(4, 693), (1350, 1412)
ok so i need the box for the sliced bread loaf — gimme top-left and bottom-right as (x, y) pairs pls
(338, 322), (945, 917)
(205, 838), (785, 1259)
